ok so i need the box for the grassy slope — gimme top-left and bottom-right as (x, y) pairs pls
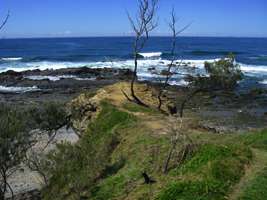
(42, 84), (267, 200)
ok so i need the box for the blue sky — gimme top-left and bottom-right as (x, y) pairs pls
(0, 0), (266, 38)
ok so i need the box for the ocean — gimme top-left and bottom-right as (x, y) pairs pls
(0, 37), (267, 88)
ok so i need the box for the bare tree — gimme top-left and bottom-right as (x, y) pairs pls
(0, 11), (9, 31)
(157, 8), (191, 111)
(26, 151), (49, 186)
(162, 118), (195, 174)
(126, 0), (159, 106)
(162, 118), (182, 174)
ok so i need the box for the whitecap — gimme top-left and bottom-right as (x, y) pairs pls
(138, 52), (162, 58)
(1, 57), (23, 61)
(0, 85), (40, 93)
(168, 79), (189, 86)
(24, 75), (96, 81)
(259, 80), (267, 85)
(1, 58), (266, 85)
(239, 64), (267, 73)
(24, 75), (77, 81)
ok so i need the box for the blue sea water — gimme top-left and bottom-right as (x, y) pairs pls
(0, 37), (267, 87)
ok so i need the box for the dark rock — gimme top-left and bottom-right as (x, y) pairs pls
(167, 63), (176, 67)
(167, 104), (177, 115)
(160, 70), (173, 76)
(1, 70), (22, 76)
(148, 67), (156, 71)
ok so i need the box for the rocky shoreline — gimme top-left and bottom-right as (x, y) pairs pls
(0, 67), (133, 106)
(1, 66), (267, 130)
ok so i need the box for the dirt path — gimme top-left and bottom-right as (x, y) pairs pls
(228, 148), (267, 200)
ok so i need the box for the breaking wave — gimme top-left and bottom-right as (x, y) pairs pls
(1, 57), (23, 61)
(0, 85), (40, 93)
(0, 58), (266, 86)
(24, 75), (96, 82)
(138, 52), (162, 58)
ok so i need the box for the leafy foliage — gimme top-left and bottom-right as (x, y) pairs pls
(42, 102), (136, 200)
(0, 104), (32, 198)
(187, 54), (243, 91)
(30, 102), (69, 135)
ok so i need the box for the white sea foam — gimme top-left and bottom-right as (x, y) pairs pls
(0, 58), (266, 85)
(138, 52), (162, 58)
(24, 75), (77, 81)
(259, 80), (267, 85)
(239, 64), (267, 73)
(24, 75), (96, 81)
(169, 79), (189, 86)
(0, 58), (219, 73)
(0, 85), (40, 93)
(1, 57), (23, 61)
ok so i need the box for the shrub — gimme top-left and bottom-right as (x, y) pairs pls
(42, 102), (136, 200)
(0, 105), (32, 199)
(186, 54), (243, 91)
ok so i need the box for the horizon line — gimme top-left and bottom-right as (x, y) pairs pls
(1, 35), (267, 40)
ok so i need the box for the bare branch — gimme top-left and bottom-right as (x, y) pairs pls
(127, 0), (159, 106)
(157, 7), (192, 111)
(0, 10), (10, 31)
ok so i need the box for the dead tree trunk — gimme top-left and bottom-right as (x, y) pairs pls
(127, 0), (158, 107)
(157, 8), (191, 111)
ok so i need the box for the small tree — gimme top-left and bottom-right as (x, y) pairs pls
(126, 0), (158, 106)
(26, 150), (50, 187)
(29, 102), (70, 149)
(180, 54), (243, 117)
(0, 105), (32, 200)
(162, 117), (196, 174)
(24, 102), (71, 189)
(157, 8), (191, 111)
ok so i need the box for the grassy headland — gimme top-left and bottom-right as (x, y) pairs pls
(38, 82), (267, 200)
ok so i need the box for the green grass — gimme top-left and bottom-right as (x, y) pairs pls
(122, 102), (160, 114)
(42, 101), (137, 200)
(242, 129), (267, 151)
(42, 98), (267, 200)
(158, 144), (252, 200)
(239, 167), (267, 200)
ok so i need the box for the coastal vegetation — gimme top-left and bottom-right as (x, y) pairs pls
(0, 1), (266, 200)
(36, 83), (267, 200)
(0, 105), (32, 200)
(1, 70), (266, 199)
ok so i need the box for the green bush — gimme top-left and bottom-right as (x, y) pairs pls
(186, 54), (243, 91)
(42, 102), (136, 200)
(0, 105), (32, 198)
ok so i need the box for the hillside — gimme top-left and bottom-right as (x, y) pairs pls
(41, 82), (267, 200)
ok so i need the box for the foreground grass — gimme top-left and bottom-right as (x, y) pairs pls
(239, 167), (267, 200)
(42, 99), (267, 200)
